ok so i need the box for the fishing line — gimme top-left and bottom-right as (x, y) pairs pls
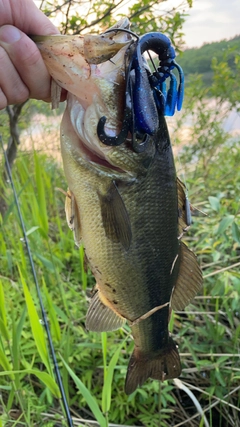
(0, 135), (74, 427)
(147, 50), (158, 72)
(103, 27), (139, 41)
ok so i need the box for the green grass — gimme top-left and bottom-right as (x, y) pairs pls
(0, 102), (240, 426)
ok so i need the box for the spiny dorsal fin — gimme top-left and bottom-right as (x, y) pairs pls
(98, 180), (132, 251)
(171, 242), (202, 311)
(177, 177), (191, 235)
(177, 178), (207, 234)
(86, 290), (125, 332)
(65, 189), (82, 247)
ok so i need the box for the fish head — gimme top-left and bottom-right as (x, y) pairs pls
(34, 18), (156, 178)
(32, 18), (132, 100)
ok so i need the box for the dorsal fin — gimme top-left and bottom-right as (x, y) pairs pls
(171, 241), (202, 311)
(177, 178), (207, 237)
(177, 178), (190, 236)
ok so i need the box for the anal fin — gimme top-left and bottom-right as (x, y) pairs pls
(171, 242), (202, 311)
(86, 290), (125, 332)
(125, 337), (181, 395)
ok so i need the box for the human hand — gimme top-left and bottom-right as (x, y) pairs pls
(0, 0), (65, 109)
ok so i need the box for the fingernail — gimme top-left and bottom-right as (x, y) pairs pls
(0, 25), (22, 44)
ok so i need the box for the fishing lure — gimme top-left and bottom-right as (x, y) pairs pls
(97, 31), (184, 148)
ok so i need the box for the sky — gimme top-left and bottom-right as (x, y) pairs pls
(183, 0), (240, 48)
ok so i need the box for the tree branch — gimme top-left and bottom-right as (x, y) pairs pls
(77, 0), (125, 33)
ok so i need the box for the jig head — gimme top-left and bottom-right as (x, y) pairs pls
(97, 30), (184, 149)
(132, 32), (184, 125)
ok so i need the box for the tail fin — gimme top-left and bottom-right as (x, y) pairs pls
(125, 337), (181, 395)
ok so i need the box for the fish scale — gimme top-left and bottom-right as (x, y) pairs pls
(70, 118), (179, 323)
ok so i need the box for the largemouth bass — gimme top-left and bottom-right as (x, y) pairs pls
(34, 18), (202, 394)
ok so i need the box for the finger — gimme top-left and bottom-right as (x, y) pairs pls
(0, 25), (52, 102)
(0, 0), (58, 36)
(0, 43), (29, 108)
(0, 87), (7, 109)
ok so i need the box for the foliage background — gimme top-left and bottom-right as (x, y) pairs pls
(0, 0), (240, 426)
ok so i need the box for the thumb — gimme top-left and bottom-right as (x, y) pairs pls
(0, 25), (53, 104)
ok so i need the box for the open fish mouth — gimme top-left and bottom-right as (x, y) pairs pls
(63, 96), (126, 173)
(61, 91), (135, 176)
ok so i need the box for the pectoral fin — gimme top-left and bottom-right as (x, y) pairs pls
(98, 181), (132, 251)
(65, 189), (82, 247)
(171, 242), (202, 311)
(86, 290), (125, 332)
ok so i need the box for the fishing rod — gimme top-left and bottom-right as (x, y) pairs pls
(0, 135), (74, 427)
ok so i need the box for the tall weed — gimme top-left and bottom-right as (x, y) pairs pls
(0, 72), (240, 425)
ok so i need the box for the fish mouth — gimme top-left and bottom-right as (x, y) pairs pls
(35, 19), (135, 173)
(64, 94), (127, 173)
(78, 136), (124, 173)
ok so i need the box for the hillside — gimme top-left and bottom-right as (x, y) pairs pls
(177, 35), (240, 85)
